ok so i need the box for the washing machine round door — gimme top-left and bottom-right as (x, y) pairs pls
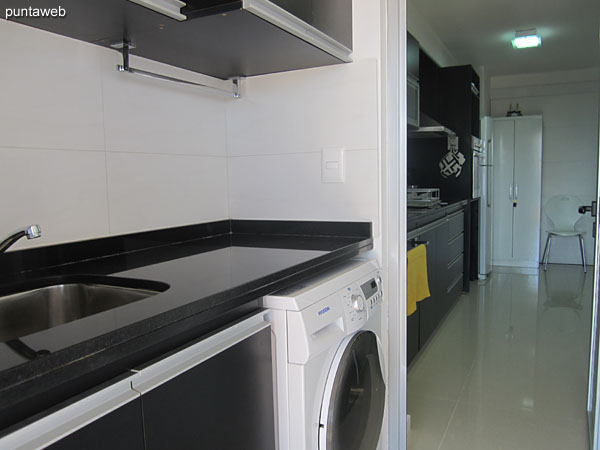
(319, 330), (385, 450)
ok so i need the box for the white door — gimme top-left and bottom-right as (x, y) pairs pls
(492, 119), (516, 263)
(587, 110), (600, 448)
(513, 117), (543, 266)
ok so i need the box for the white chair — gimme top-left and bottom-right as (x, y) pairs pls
(542, 195), (586, 272)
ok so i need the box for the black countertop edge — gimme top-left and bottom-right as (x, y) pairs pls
(407, 200), (469, 232)
(0, 229), (372, 432)
(0, 219), (372, 279)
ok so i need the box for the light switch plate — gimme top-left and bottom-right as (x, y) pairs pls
(321, 147), (345, 183)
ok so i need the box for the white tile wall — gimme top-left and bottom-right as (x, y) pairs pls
(0, 23), (105, 151)
(491, 72), (600, 265)
(101, 52), (228, 157)
(0, 19), (230, 249)
(226, 59), (378, 156)
(0, 147), (109, 249)
(226, 59), (380, 232)
(106, 153), (229, 235)
(228, 149), (378, 224)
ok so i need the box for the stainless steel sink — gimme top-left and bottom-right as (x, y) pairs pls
(0, 275), (170, 342)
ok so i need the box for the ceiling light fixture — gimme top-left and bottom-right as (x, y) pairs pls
(511, 29), (542, 49)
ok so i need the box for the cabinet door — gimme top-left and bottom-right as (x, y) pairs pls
(419, 50), (440, 121)
(0, 378), (143, 450)
(136, 313), (275, 450)
(513, 117), (543, 266)
(416, 227), (439, 347)
(492, 119), (516, 264)
(438, 65), (473, 136)
(433, 219), (450, 323)
(48, 400), (144, 450)
(407, 33), (419, 78)
(407, 75), (420, 128)
(270, 0), (353, 49)
(447, 211), (465, 300)
(407, 308), (420, 366)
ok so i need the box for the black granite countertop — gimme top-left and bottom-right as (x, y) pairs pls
(407, 200), (469, 232)
(0, 220), (372, 432)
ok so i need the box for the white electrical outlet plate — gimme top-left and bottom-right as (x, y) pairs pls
(321, 147), (345, 183)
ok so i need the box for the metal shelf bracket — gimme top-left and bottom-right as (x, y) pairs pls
(111, 41), (240, 98)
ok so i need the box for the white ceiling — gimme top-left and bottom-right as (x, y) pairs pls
(410, 0), (600, 76)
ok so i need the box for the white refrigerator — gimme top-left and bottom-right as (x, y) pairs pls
(478, 117), (494, 279)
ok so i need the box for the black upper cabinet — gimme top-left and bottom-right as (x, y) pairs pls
(418, 49), (441, 123)
(407, 32), (419, 79)
(270, 0), (352, 48)
(0, 0), (352, 80)
(438, 65), (480, 138)
(407, 32), (420, 128)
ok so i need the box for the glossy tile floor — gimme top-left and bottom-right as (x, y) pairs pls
(407, 265), (593, 450)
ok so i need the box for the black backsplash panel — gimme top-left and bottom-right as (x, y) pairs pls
(408, 138), (471, 203)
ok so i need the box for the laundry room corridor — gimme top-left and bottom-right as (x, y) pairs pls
(407, 265), (593, 450)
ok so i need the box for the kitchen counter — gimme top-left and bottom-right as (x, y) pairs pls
(0, 220), (372, 432)
(407, 200), (469, 232)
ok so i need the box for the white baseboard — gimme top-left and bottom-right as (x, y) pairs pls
(492, 259), (539, 268)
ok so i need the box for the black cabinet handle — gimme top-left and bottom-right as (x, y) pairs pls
(411, 239), (429, 247)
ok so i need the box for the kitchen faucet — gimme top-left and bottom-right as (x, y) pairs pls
(0, 225), (42, 253)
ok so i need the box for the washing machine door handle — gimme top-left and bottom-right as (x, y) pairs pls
(318, 330), (386, 450)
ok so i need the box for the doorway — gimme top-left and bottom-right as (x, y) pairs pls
(404, 1), (600, 448)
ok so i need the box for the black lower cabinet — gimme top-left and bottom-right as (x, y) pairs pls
(407, 309), (420, 366)
(48, 399), (145, 450)
(3, 313), (275, 450)
(463, 204), (472, 291)
(408, 208), (466, 365)
(416, 227), (439, 347)
(140, 323), (275, 450)
(433, 221), (450, 329)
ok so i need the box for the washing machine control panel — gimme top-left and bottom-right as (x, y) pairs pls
(341, 272), (383, 332)
(342, 289), (367, 331)
(364, 275), (384, 310)
(351, 294), (365, 312)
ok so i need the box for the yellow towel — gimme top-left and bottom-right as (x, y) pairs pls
(407, 244), (431, 316)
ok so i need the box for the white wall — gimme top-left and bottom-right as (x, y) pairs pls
(406, 0), (458, 68)
(226, 0), (382, 235)
(0, 19), (231, 250)
(490, 69), (600, 265)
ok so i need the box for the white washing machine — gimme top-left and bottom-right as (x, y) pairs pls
(262, 259), (386, 450)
